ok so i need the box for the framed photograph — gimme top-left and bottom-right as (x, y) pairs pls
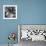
(3, 5), (17, 19)
(18, 24), (46, 42)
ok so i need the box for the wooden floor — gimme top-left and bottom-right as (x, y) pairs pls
(0, 41), (46, 46)
(0, 44), (18, 46)
(19, 40), (46, 46)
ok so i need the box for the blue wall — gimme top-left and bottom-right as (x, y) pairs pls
(20, 0), (46, 24)
(0, 0), (20, 44)
(0, 0), (46, 44)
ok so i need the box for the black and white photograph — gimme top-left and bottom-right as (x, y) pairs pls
(3, 5), (17, 19)
(18, 25), (46, 46)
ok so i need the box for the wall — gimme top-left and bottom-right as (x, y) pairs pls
(0, 0), (21, 44)
(20, 0), (46, 24)
(0, 0), (46, 44)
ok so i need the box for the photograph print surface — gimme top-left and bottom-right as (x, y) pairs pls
(3, 5), (17, 19)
